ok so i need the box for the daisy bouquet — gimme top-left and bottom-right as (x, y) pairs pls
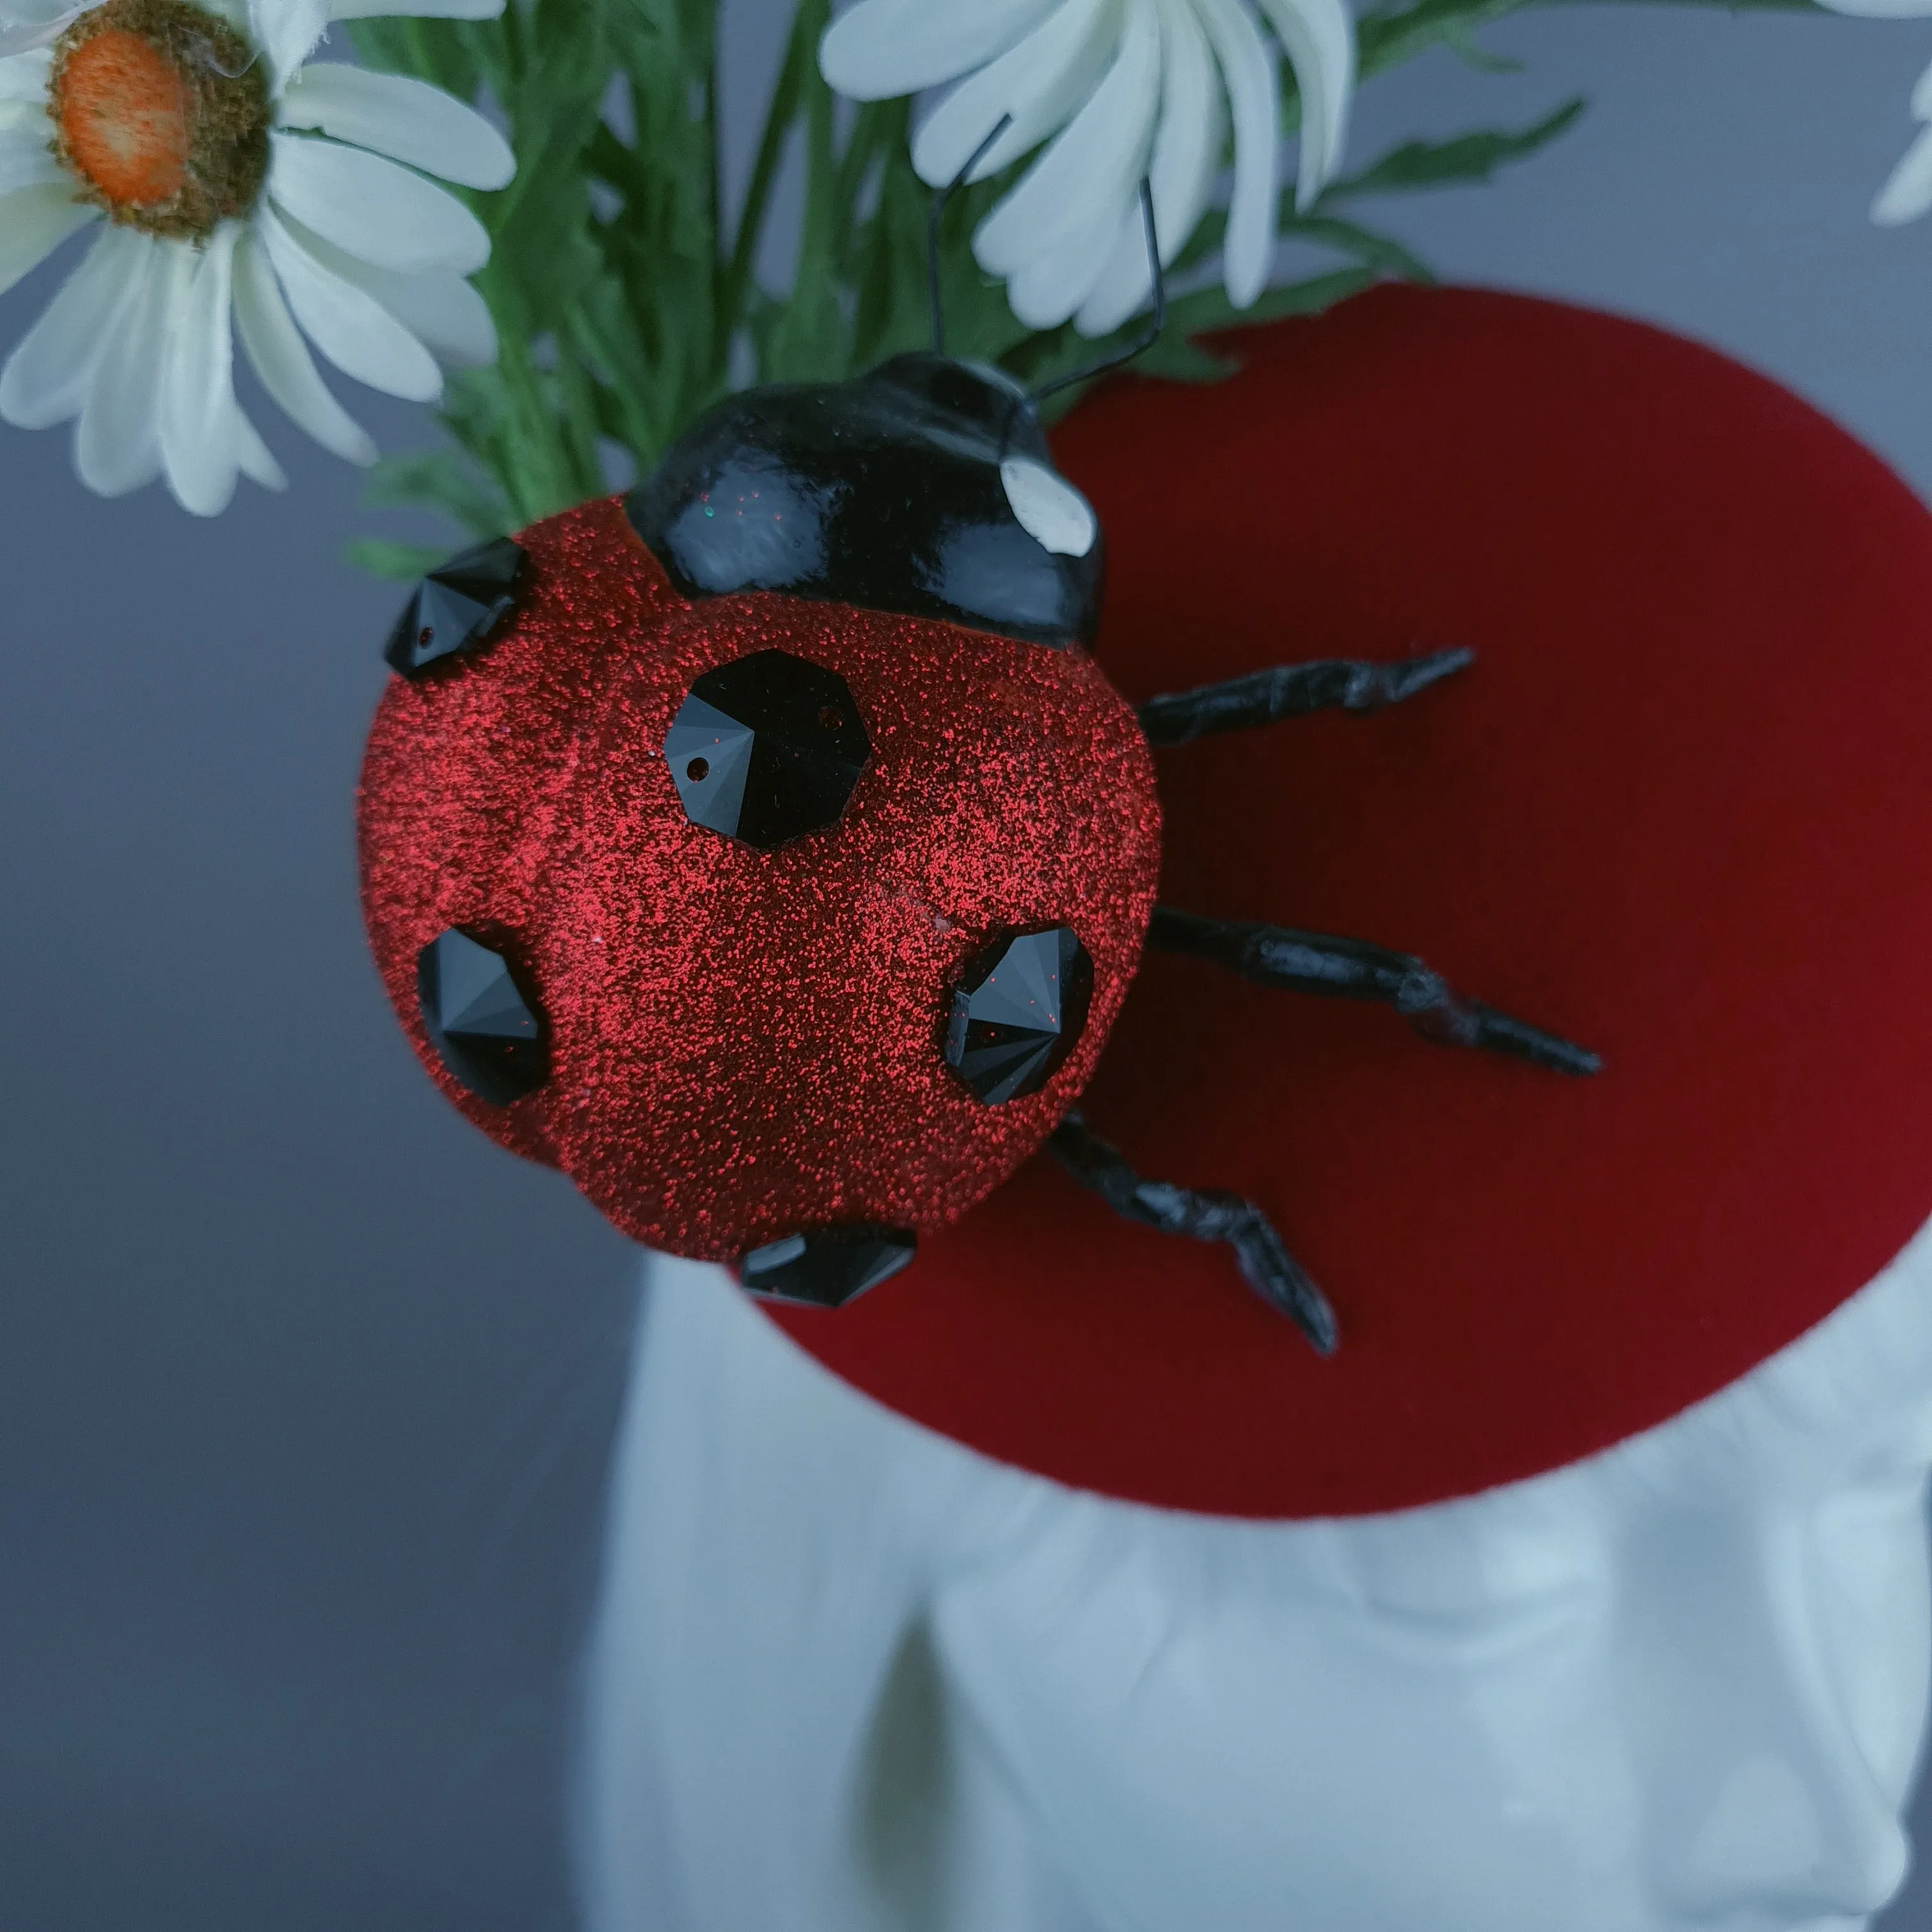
(0, 0), (1922, 549)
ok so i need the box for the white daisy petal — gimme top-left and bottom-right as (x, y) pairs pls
(250, 0), (329, 87)
(0, 3), (85, 57)
(1912, 50), (1932, 121)
(275, 206), (496, 362)
(0, 182), (96, 298)
(160, 223), (242, 516)
(336, 260), (494, 364)
(1874, 121), (1932, 225)
(276, 64), (514, 190)
(0, 126), (66, 195)
(974, 0), (1161, 286)
(267, 130), (489, 275)
(1004, 184), (1134, 326)
(1148, 0), (1222, 252)
(327, 0), (501, 19)
(0, 45), (52, 97)
(910, 0), (1115, 188)
(1254, 0), (1352, 206)
(1837, 51), (1932, 227)
(0, 0), (86, 29)
(231, 222), (376, 461)
(1073, 195), (1146, 338)
(1077, 0), (1221, 334)
(834, 0), (1355, 336)
(76, 234), (180, 496)
(0, 221), (141, 427)
(233, 405), (287, 489)
(257, 204), (441, 399)
(818, 0), (1055, 100)
(1194, 0), (1280, 308)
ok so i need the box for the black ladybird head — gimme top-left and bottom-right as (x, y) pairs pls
(624, 353), (1102, 650)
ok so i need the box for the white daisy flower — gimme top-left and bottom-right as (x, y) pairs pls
(819, 0), (1356, 337)
(0, 0), (512, 514)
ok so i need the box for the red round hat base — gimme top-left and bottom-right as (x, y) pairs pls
(763, 284), (1932, 1519)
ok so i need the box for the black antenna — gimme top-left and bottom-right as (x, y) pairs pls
(928, 114), (1013, 356)
(1028, 179), (1164, 405)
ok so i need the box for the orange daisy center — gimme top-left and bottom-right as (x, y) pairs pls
(48, 0), (269, 241)
(57, 27), (190, 208)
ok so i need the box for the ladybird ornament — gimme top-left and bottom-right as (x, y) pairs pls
(358, 247), (1597, 1348)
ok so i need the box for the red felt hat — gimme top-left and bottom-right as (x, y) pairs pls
(762, 283), (1932, 1519)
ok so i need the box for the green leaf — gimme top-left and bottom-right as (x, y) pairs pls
(1356, 0), (1542, 80)
(1176, 264), (1381, 337)
(1280, 213), (1438, 283)
(348, 0), (1606, 561)
(1555, 0), (1820, 9)
(1322, 96), (1586, 203)
(1022, 266), (1377, 422)
(759, 0), (848, 384)
(1441, 20), (1523, 70)
(362, 448), (509, 538)
(346, 539), (450, 581)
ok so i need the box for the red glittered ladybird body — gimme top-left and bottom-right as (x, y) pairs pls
(359, 354), (1164, 1302)
(358, 342), (1595, 1334)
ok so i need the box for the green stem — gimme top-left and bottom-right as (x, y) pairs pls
(555, 349), (607, 500)
(717, 0), (818, 355)
(830, 98), (887, 262)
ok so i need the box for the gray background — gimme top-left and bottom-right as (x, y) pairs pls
(7, 5), (1932, 1926)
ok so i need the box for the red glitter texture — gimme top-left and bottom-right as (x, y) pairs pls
(357, 497), (1161, 1259)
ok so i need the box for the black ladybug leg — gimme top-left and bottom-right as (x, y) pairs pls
(1048, 1111), (1339, 1355)
(1137, 647), (1472, 747)
(1147, 907), (1602, 1077)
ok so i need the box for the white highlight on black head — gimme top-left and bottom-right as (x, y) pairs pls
(999, 455), (1098, 558)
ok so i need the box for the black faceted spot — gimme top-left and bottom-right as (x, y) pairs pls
(738, 1225), (917, 1309)
(416, 928), (548, 1105)
(663, 648), (871, 850)
(944, 926), (1094, 1105)
(384, 537), (530, 677)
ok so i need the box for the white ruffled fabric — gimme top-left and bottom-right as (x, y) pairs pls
(819, 0), (1356, 334)
(0, 0), (511, 513)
